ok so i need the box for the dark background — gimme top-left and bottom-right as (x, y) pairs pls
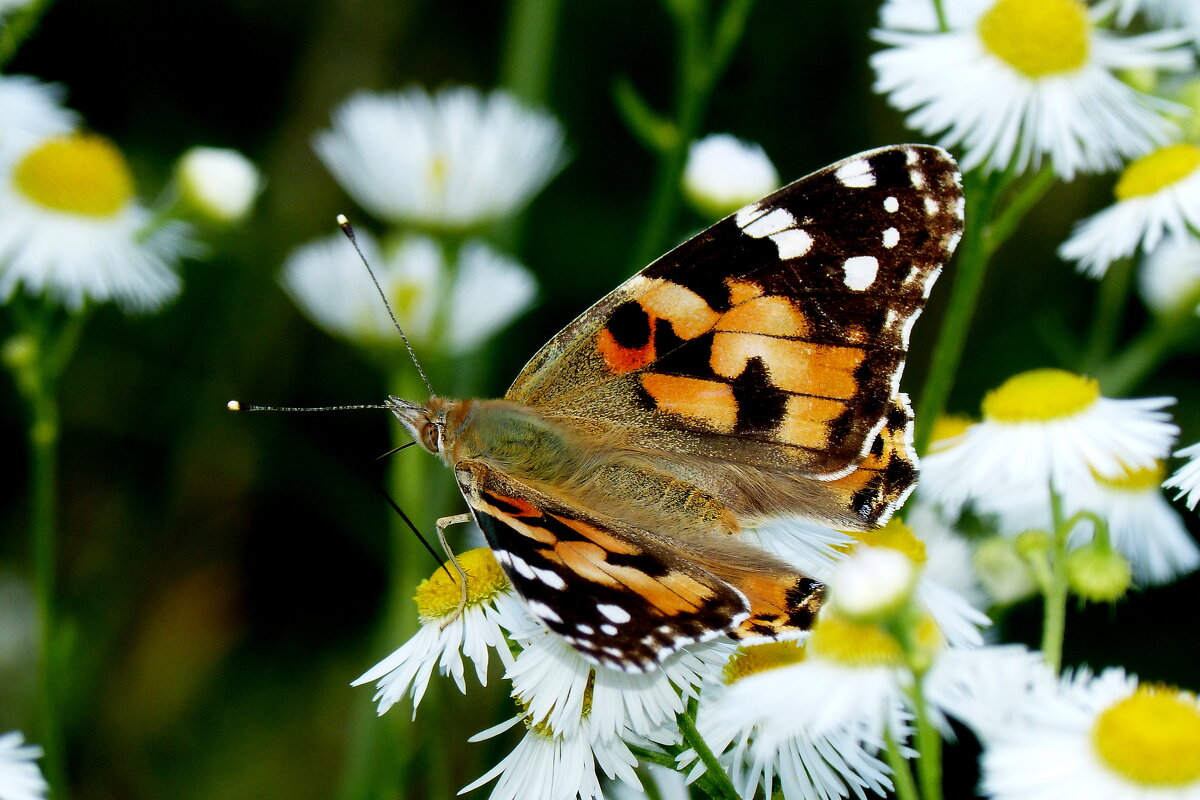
(0, 1), (1196, 797)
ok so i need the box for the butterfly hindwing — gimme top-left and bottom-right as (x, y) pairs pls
(507, 145), (963, 485)
(454, 459), (752, 672)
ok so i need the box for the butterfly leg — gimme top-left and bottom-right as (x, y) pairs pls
(435, 512), (473, 630)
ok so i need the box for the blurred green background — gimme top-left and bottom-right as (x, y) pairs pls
(0, 1), (1196, 798)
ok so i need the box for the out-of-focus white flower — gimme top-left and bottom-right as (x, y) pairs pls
(352, 548), (528, 718)
(829, 545), (916, 622)
(979, 668), (1200, 800)
(1166, 441), (1200, 510)
(1138, 234), (1200, 315)
(315, 86), (565, 230)
(1113, 0), (1200, 44)
(921, 369), (1177, 513)
(0, 132), (189, 312)
(0, 731), (47, 800)
(872, 0), (1192, 179)
(281, 230), (535, 354)
(0, 75), (75, 159)
(177, 146), (261, 224)
(1061, 143), (1200, 277)
(682, 133), (779, 219)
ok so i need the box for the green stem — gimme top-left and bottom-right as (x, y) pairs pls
(883, 726), (920, 800)
(930, 0), (948, 32)
(1096, 281), (1200, 396)
(1081, 256), (1135, 375)
(910, 674), (943, 800)
(1041, 489), (1070, 674)
(0, 0), (54, 68)
(676, 707), (738, 800)
(628, 743), (680, 771)
(914, 172), (1000, 454)
(499, 0), (562, 106)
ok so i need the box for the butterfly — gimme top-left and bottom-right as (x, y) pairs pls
(390, 144), (963, 672)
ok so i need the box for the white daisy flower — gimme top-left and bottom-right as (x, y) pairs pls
(904, 498), (990, 614)
(352, 548), (527, 718)
(980, 667), (1200, 800)
(682, 133), (779, 219)
(0, 732), (46, 800)
(925, 644), (1054, 743)
(1166, 441), (1200, 510)
(315, 86), (565, 230)
(827, 545), (915, 622)
(684, 640), (898, 800)
(1138, 234), (1200, 315)
(281, 230), (535, 355)
(872, 0), (1192, 179)
(505, 624), (732, 741)
(921, 369), (1178, 514)
(462, 715), (642, 800)
(1060, 143), (1200, 277)
(1114, 0), (1200, 41)
(176, 146), (261, 224)
(0, 132), (189, 312)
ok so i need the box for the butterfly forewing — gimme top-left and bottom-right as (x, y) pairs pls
(507, 145), (963, 480)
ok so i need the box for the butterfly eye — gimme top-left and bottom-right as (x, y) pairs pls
(420, 422), (442, 454)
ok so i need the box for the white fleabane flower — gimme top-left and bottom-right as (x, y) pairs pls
(462, 715), (642, 800)
(980, 668), (1200, 800)
(921, 369), (1178, 514)
(872, 0), (1192, 179)
(0, 133), (189, 312)
(0, 76), (75, 160)
(1166, 441), (1200, 510)
(829, 545), (915, 622)
(0, 732), (47, 800)
(352, 548), (528, 718)
(684, 640), (898, 800)
(315, 86), (565, 230)
(506, 624), (732, 741)
(1060, 143), (1200, 277)
(1138, 234), (1200, 315)
(926, 644), (1053, 743)
(281, 230), (535, 354)
(177, 146), (261, 224)
(682, 133), (779, 219)
(1114, 0), (1200, 43)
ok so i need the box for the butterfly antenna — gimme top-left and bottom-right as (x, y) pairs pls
(371, 482), (455, 580)
(227, 400), (390, 412)
(376, 441), (417, 460)
(337, 214), (436, 398)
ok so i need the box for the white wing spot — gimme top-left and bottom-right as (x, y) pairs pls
(527, 599), (562, 624)
(735, 202), (763, 229)
(953, 196), (966, 220)
(509, 554), (535, 580)
(843, 256), (879, 291)
(770, 228), (813, 259)
(598, 604), (632, 624)
(910, 169), (926, 190)
(924, 196), (940, 215)
(883, 196), (899, 213)
(905, 147), (920, 165)
(601, 624), (619, 635)
(492, 550), (512, 566)
(882, 227), (900, 249)
(533, 566), (566, 590)
(576, 624), (595, 635)
(836, 158), (876, 188)
(742, 207), (795, 238)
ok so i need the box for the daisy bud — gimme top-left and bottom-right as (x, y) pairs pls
(830, 545), (916, 623)
(974, 536), (1038, 605)
(683, 133), (779, 220)
(177, 146), (261, 225)
(1065, 544), (1132, 603)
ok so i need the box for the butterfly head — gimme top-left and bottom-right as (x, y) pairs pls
(387, 396), (452, 457)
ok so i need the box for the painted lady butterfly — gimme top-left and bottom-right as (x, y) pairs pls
(390, 144), (964, 672)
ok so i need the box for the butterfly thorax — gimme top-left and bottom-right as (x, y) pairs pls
(389, 395), (739, 537)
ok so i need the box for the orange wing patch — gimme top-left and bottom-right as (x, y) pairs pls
(640, 373), (737, 431)
(710, 333), (864, 399)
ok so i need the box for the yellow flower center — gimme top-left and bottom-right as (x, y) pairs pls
(982, 369), (1099, 423)
(808, 614), (904, 667)
(722, 640), (806, 684)
(14, 134), (134, 217)
(930, 415), (972, 451)
(977, 0), (1090, 78)
(1095, 461), (1165, 492)
(413, 547), (509, 621)
(1093, 686), (1200, 786)
(1114, 144), (1200, 201)
(850, 518), (927, 566)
